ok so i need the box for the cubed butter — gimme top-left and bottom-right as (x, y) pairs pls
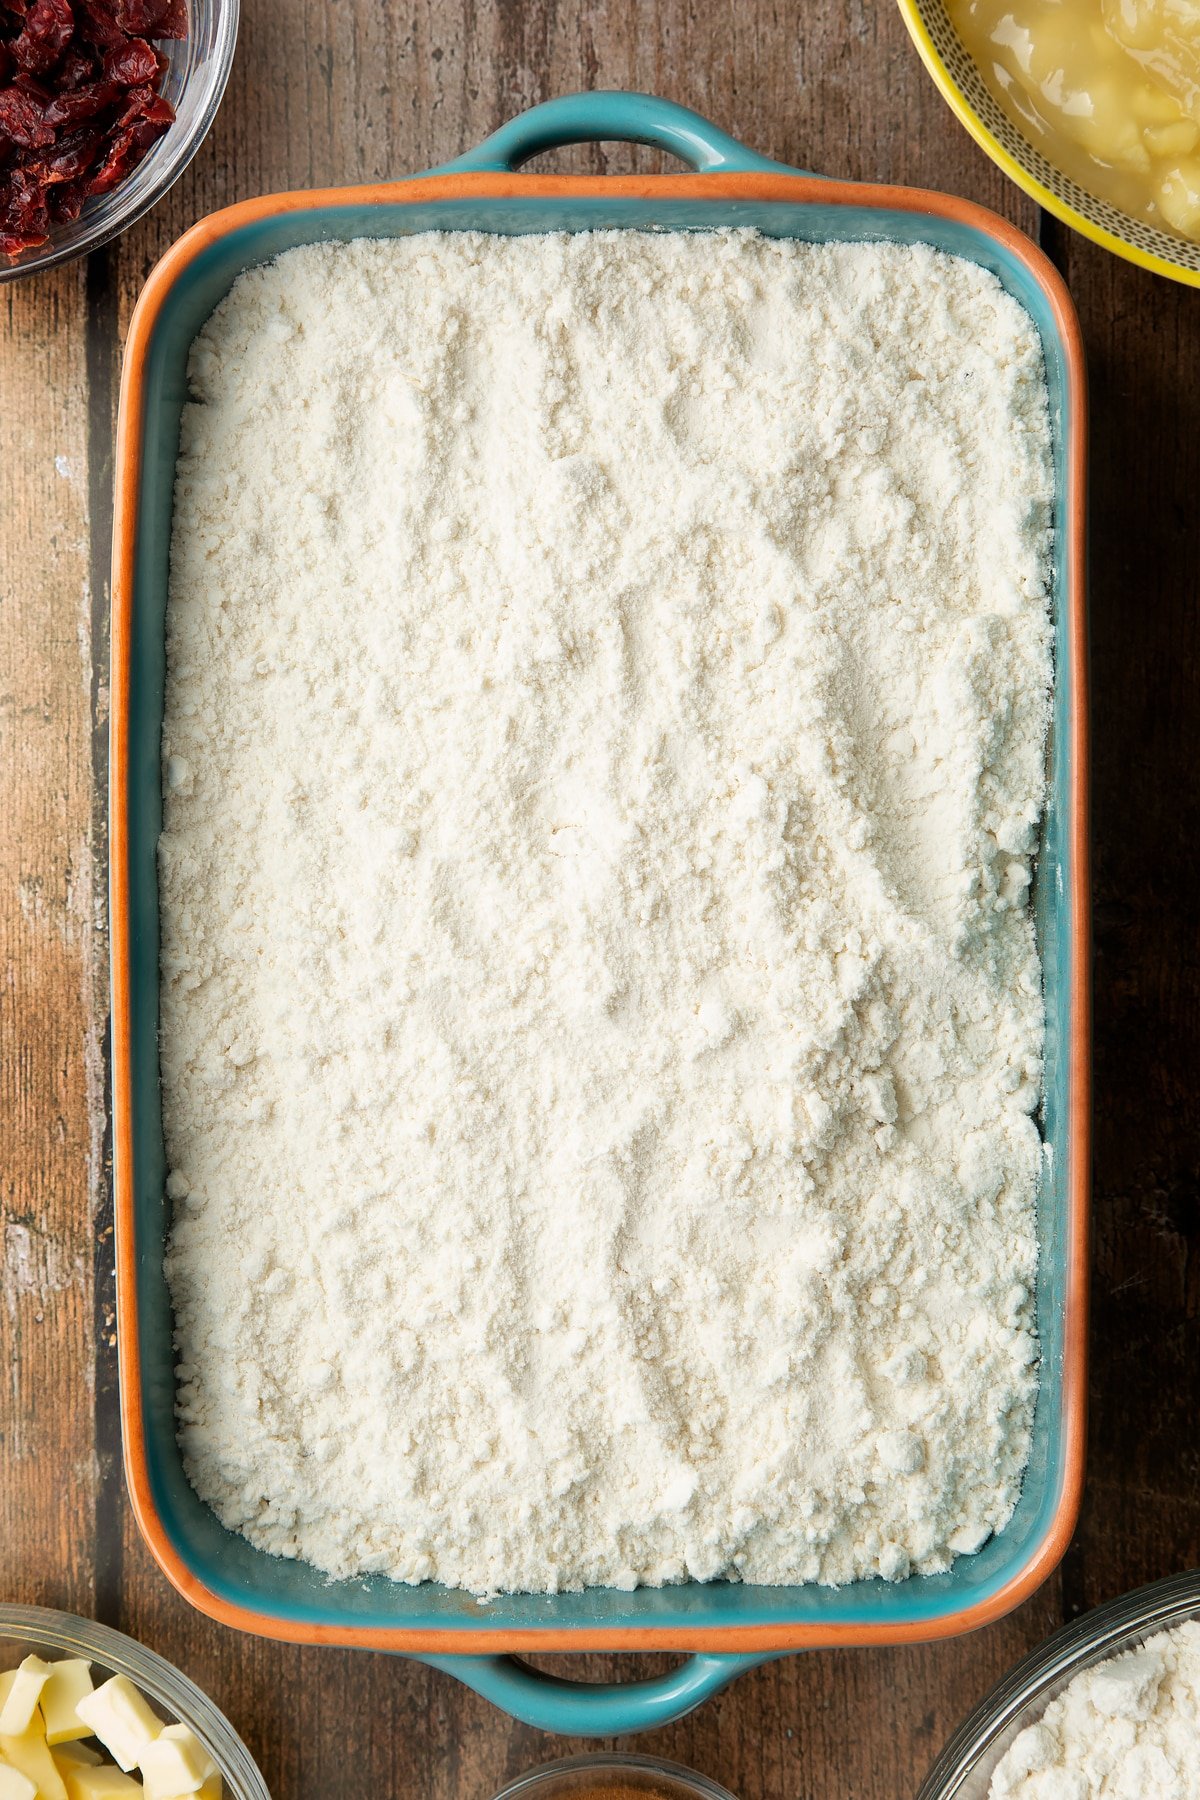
(0, 1721), (68, 1800)
(0, 1766), (37, 1800)
(73, 1683), (161, 1775)
(39, 1665), (94, 1748)
(50, 1748), (101, 1776)
(0, 1662), (53, 1738)
(161, 1781), (220, 1800)
(136, 1727), (212, 1800)
(61, 1772), (142, 1800)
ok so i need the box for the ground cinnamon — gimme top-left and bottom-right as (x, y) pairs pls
(553, 1786), (674, 1800)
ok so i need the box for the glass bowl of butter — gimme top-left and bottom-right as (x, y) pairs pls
(0, 1606), (268, 1800)
(897, 0), (1200, 286)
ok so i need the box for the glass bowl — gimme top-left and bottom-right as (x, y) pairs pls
(0, 1603), (269, 1798)
(917, 1569), (1200, 1798)
(490, 1755), (738, 1800)
(0, 0), (239, 284)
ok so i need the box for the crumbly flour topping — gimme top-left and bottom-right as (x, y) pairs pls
(991, 1621), (1200, 1800)
(161, 230), (1053, 1596)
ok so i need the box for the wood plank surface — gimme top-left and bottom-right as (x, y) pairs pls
(0, 261), (101, 1617)
(1, 3), (1196, 1798)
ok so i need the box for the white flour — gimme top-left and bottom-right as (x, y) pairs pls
(161, 229), (1053, 1596)
(990, 1621), (1200, 1800)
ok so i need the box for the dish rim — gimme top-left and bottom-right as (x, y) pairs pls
(111, 164), (1090, 1654)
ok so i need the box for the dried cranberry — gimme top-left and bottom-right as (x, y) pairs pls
(82, 133), (135, 192)
(45, 76), (119, 126)
(117, 82), (172, 127)
(1, 162), (50, 244)
(43, 123), (101, 180)
(1, 163), (42, 211)
(48, 178), (83, 221)
(11, 0), (74, 77)
(57, 46), (98, 91)
(0, 0), (186, 256)
(115, 0), (170, 33)
(131, 97), (170, 141)
(0, 84), (54, 149)
(104, 36), (161, 87)
(87, 89), (176, 195)
(113, 0), (186, 37)
(74, 2), (127, 51)
(157, 0), (187, 40)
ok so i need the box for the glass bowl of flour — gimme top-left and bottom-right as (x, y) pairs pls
(918, 1570), (1200, 1799)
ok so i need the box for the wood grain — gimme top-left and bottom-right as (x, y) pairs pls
(1050, 223), (1200, 1620)
(1, 2), (1196, 1797)
(0, 262), (101, 1616)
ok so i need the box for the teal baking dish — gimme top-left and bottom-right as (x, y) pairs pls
(111, 91), (1090, 1736)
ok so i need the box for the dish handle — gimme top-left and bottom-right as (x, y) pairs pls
(412, 1650), (778, 1735)
(427, 91), (808, 177)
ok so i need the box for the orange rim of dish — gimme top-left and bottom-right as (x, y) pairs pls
(112, 168), (1091, 1653)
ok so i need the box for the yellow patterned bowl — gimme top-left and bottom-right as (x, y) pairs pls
(897, 0), (1200, 287)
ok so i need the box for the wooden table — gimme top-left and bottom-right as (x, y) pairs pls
(2, 3), (1197, 1795)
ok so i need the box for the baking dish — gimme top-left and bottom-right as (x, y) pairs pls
(111, 90), (1090, 1736)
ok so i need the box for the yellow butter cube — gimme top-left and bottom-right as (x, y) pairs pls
(72, 1684), (160, 1776)
(161, 1779), (220, 1800)
(61, 1773), (142, 1800)
(50, 1749), (101, 1777)
(0, 1721), (68, 1800)
(0, 1765), (38, 1800)
(136, 1727), (212, 1800)
(39, 1665), (94, 1748)
(0, 1662), (53, 1738)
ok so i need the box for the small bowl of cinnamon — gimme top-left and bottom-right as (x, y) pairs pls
(490, 1754), (738, 1800)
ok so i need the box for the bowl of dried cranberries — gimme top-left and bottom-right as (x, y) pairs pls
(0, 0), (237, 277)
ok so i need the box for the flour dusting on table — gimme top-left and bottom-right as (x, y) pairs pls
(161, 229), (1053, 1596)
